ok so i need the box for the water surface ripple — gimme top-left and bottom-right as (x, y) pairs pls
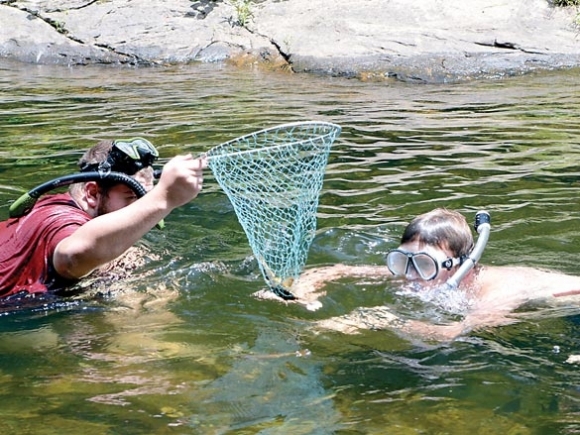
(1, 60), (580, 434)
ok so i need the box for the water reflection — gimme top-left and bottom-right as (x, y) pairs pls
(1, 60), (580, 433)
(189, 328), (342, 434)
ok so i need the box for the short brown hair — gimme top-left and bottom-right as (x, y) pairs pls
(401, 208), (474, 258)
(71, 140), (154, 196)
(77, 140), (113, 170)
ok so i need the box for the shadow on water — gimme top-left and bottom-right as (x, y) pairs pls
(2, 59), (580, 433)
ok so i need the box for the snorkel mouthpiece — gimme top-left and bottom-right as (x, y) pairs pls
(444, 210), (491, 289)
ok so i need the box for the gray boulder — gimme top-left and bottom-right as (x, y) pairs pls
(1, 0), (579, 82)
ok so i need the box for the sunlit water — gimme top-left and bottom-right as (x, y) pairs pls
(1, 59), (580, 434)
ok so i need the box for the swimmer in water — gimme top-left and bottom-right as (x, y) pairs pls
(280, 208), (580, 341)
(0, 138), (206, 300)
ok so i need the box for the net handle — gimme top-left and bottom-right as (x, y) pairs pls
(150, 121), (340, 165)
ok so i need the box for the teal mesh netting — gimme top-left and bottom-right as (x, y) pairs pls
(206, 121), (341, 299)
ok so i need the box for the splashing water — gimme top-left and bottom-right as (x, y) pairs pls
(396, 281), (476, 316)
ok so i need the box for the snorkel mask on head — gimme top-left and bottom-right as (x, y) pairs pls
(9, 138), (160, 219)
(385, 211), (491, 288)
(80, 138), (159, 176)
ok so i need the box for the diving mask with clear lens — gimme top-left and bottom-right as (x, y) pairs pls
(386, 249), (462, 281)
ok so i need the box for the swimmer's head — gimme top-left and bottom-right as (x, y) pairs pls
(68, 139), (157, 218)
(388, 209), (474, 284)
(400, 208), (474, 260)
(74, 139), (156, 193)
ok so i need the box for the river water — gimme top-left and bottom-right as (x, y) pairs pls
(1, 59), (580, 434)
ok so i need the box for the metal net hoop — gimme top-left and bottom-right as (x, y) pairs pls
(206, 121), (341, 299)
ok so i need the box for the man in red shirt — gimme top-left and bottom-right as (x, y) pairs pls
(0, 139), (206, 298)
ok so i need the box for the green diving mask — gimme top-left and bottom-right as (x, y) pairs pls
(80, 138), (159, 175)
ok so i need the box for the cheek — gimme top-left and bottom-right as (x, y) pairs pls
(434, 268), (454, 283)
(102, 197), (134, 213)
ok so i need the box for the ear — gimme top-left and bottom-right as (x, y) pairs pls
(84, 181), (101, 209)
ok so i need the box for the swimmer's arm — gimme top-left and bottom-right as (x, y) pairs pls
(294, 264), (393, 293)
(54, 155), (206, 279)
(401, 309), (520, 341)
(316, 306), (517, 342)
(315, 306), (465, 341)
(54, 189), (170, 279)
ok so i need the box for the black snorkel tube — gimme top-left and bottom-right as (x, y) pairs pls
(8, 138), (163, 227)
(9, 171), (148, 218)
(444, 210), (491, 289)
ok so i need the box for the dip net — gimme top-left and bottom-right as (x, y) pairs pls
(206, 121), (341, 299)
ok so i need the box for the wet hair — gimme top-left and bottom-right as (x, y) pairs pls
(78, 140), (114, 170)
(401, 208), (474, 258)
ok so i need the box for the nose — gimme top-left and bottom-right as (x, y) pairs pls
(404, 263), (422, 281)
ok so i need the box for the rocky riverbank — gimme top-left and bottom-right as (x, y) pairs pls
(1, 0), (579, 83)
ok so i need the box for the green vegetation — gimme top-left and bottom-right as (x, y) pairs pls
(228, 0), (254, 27)
(193, 0), (255, 27)
(552, 0), (580, 27)
(553, 0), (580, 5)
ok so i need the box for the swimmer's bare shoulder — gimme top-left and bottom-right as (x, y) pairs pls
(479, 264), (580, 303)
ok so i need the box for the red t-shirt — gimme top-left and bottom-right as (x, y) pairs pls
(0, 193), (91, 297)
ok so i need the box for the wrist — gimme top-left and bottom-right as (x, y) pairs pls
(145, 184), (175, 212)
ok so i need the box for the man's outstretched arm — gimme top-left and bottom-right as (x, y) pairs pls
(54, 155), (206, 279)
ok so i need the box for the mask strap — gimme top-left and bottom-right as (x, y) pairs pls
(441, 257), (462, 271)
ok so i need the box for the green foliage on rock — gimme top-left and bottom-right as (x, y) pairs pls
(228, 0), (254, 27)
(553, 0), (580, 6)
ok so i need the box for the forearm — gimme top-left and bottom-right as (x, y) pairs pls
(54, 190), (170, 278)
(338, 264), (393, 279)
(53, 154), (205, 280)
(316, 306), (466, 341)
(294, 264), (392, 294)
